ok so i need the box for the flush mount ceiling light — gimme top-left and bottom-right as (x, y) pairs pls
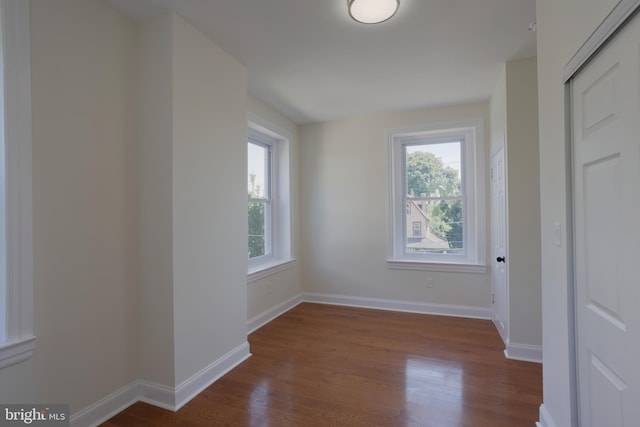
(348, 0), (399, 24)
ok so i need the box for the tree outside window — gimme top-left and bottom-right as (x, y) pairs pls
(405, 142), (463, 253)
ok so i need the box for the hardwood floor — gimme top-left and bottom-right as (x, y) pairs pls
(103, 303), (542, 426)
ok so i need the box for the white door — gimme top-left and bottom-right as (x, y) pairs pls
(491, 143), (508, 343)
(572, 12), (640, 427)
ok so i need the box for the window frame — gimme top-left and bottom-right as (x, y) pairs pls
(387, 119), (486, 273)
(0, 0), (35, 369)
(247, 119), (295, 282)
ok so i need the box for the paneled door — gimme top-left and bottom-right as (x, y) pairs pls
(572, 12), (640, 426)
(491, 143), (508, 343)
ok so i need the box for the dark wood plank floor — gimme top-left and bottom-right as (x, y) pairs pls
(103, 303), (542, 426)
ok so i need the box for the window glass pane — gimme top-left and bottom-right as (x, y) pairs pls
(248, 142), (269, 198)
(405, 141), (462, 198)
(248, 201), (267, 258)
(248, 140), (271, 260)
(403, 140), (464, 255)
(405, 199), (464, 254)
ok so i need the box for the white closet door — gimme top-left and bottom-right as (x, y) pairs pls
(572, 12), (640, 427)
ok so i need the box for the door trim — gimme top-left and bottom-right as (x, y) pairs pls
(563, 0), (640, 82)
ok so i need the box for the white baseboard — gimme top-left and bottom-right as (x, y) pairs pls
(504, 342), (543, 364)
(70, 382), (139, 427)
(247, 294), (304, 334)
(71, 341), (251, 426)
(303, 292), (492, 320)
(491, 315), (508, 345)
(538, 404), (559, 427)
(174, 341), (251, 410)
(138, 381), (175, 411)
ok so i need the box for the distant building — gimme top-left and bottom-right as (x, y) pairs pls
(405, 200), (449, 252)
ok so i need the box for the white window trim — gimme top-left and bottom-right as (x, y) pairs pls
(386, 119), (486, 273)
(247, 117), (295, 281)
(0, 0), (35, 368)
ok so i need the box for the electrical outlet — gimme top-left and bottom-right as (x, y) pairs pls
(426, 277), (434, 288)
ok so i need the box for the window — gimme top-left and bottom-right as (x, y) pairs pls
(248, 140), (272, 259)
(412, 222), (421, 237)
(0, 0), (35, 368)
(247, 120), (294, 281)
(387, 120), (486, 273)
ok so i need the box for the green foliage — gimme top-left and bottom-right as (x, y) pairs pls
(248, 202), (265, 258)
(248, 173), (266, 258)
(406, 151), (460, 198)
(438, 199), (463, 249)
(407, 151), (462, 249)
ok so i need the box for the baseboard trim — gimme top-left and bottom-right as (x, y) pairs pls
(504, 342), (543, 364)
(538, 404), (559, 427)
(70, 382), (140, 427)
(491, 315), (508, 346)
(247, 294), (304, 334)
(303, 292), (492, 320)
(71, 342), (251, 425)
(138, 381), (175, 411)
(174, 341), (251, 410)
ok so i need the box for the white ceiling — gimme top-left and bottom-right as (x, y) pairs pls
(105, 0), (537, 124)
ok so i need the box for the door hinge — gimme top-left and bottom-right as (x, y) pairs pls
(492, 293), (495, 304)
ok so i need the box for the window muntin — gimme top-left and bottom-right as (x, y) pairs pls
(248, 140), (272, 260)
(388, 121), (485, 271)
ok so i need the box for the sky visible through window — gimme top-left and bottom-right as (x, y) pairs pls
(406, 141), (461, 180)
(248, 142), (267, 197)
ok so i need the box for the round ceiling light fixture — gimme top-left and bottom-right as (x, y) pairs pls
(348, 0), (399, 24)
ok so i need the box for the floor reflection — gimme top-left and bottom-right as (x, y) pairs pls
(249, 379), (270, 427)
(405, 356), (463, 426)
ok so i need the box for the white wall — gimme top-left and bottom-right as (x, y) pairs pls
(246, 96), (302, 322)
(171, 13), (248, 386)
(504, 57), (541, 349)
(536, 0), (585, 424)
(0, 0), (139, 413)
(138, 12), (249, 388)
(300, 103), (491, 310)
(138, 11), (175, 388)
(491, 57), (542, 351)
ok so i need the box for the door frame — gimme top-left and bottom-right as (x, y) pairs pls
(564, 2), (640, 426)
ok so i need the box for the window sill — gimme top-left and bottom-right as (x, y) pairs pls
(386, 259), (487, 274)
(0, 336), (36, 369)
(248, 258), (296, 283)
